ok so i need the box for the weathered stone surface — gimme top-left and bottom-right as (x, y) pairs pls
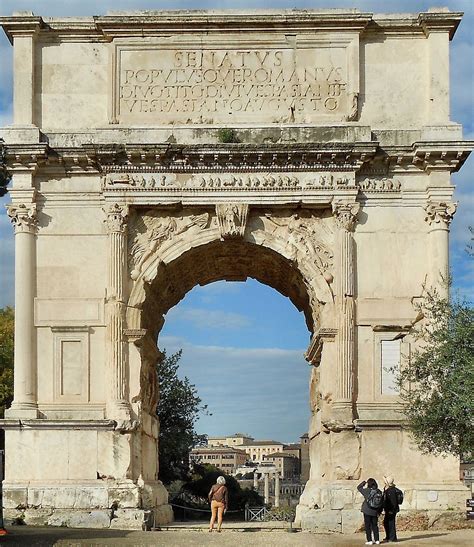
(47, 510), (112, 528)
(2, 486), (27, 509)
(22, 508), (54, 526)
(329, 488), (354, 510)
(340, 509), (364, 534)
(110, 509), (153, 530)
(154, 505), (174, 526)
(331, 431), (361, 481)
(301, 509), (342, 533)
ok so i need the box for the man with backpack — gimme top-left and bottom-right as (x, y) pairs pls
(382, 475), (403, 542)
(357, 478), (384, 545)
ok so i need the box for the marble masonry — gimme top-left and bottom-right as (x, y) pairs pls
(0, 9), (472, 531)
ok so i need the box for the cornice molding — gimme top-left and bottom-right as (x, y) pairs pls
(1, 141), (471, 176)
(0, 10), (463, 43)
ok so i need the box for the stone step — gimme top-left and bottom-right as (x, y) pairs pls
(155, 521), (300, 532)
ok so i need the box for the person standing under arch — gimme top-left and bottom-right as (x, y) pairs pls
(208, 476), (228, 533)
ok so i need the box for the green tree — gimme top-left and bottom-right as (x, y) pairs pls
(156, 349), (208, 484)
(0, 306), (14, 418)
(398, 288), (474, 458)
(184, 463), (263, 511)
(0, 140), (11, 197)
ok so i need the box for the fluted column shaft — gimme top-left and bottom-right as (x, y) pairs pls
(332, 202), (359, 419)
(6, 203), (38, 417)
(104, 203), (130, 418)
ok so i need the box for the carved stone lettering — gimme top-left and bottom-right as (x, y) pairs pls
(116, 44), (357, 124)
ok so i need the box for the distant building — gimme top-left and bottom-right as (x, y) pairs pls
(243, 440), (285, 463)
(262, 452), (300, 479)
(207, 433), (254, 447)
(204, 432), (309, 480)
(189, 446), (247, 473)
(300, 433), (310, 483)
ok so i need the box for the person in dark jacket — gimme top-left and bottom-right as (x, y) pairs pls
(382, 475), (399, 542)
(357, 478), (381, 545)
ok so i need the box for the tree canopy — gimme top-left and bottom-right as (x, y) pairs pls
(156, 349), (208, 484)
(184, 463), (263, 511)
(398, 288), (474, 459)
(0, 141), (11, 197)
(0, 306), (14, 418)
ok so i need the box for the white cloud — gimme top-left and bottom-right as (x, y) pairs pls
(158, 335), (310, 441)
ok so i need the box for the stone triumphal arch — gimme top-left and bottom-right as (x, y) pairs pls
(0, 9), (471, 531)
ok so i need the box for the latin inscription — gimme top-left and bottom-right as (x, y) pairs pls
(117, 46), (354, 123)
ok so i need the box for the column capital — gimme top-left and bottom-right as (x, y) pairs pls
(103, 202), (129, 233)
(6, 202), (37, 233)
(424, 201), (457, 228)
(332, 201), (360, 232)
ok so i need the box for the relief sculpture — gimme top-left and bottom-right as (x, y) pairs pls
(129, 211), (210, 280)
(104, 172), (354, 191)
(265, 212), (334, 288)
(216, 203), (249, 239)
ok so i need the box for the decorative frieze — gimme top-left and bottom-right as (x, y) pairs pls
(6, 203), (38, 233)
(104, 171), (355, 191)
(357, 178), (401, 192)
(424, 201), (457, 228)
(216, 203), (249, 239)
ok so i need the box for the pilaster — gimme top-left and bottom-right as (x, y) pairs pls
(331, 201), (360, 427)
(9, 18), (42, 127)
(104, 203), (131, 422)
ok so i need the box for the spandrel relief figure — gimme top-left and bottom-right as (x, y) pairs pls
(129, 211), (209, 280)
(266, 213), (334, 280)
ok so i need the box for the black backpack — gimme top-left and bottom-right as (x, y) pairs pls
(367, 488), (384, 510)
(394, 487), (404, 505)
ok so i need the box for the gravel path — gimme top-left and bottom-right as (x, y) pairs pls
(0, 527), (473, 546)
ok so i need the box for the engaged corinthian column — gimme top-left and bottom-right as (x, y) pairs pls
(6, 203), (38, 418)
(104, 203), (131, 420)
(424, 201), (457, 298)
(332, 201), (360, 426)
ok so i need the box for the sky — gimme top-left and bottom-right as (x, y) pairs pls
(0, 1), (472, 443)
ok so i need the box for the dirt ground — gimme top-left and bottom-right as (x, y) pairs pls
(0, 527), (473, 547)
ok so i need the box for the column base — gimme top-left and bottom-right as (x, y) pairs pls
(2, 479), (173, 530)
(4, 403), (39, 419)
(323, 401), (354, 431)
(295, 481), (470, 533)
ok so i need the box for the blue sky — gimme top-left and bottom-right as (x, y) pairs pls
(0, 1), (472, 443)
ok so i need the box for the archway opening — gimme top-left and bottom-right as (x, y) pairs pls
(133, 234), (323, 512)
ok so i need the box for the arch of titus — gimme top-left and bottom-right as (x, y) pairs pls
(0, 9), (472, 531)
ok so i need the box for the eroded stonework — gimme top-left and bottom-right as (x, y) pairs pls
(0, 8), (472, 532)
